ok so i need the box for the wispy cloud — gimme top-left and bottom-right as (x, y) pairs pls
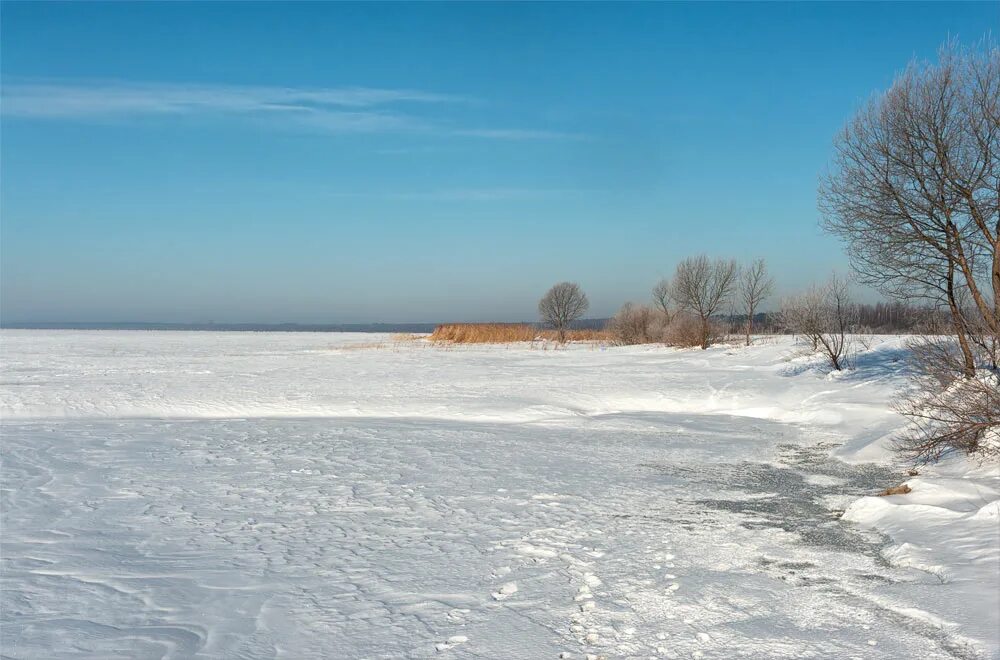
(1, 81), (461, 118)
(325, 188), (580, 201)
(452, 128), (584, 141)
(1, 79), (581, 140)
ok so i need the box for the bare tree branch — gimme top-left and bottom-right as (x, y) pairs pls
(652, 279), (672, 320)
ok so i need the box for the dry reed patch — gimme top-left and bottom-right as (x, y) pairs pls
(430, 323), (536, 343)
(548, 328), (613, 342)
(391, 333), (425, 342)
(430, 323), (611, 344)
(340, 341), (388, 351)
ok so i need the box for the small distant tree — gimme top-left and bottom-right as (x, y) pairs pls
(670, 256), (738, 349)
(538, 282), (589, 343)
(780, 275), (857, 370)
(779, 287), (825, 351)
(818, 275), (856, 371)
(739, 258), (774, 346)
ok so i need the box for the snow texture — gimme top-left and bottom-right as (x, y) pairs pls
(1, 330), (997, 658)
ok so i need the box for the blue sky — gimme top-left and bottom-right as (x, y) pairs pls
(2, 2), (997, 323)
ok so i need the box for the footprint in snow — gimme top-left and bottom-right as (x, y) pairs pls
(491, 582), (517, 601)
(446, 608), (469, 622)
(434, 636), (468, 652)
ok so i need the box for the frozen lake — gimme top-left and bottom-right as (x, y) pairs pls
(0, 331), (993, 658)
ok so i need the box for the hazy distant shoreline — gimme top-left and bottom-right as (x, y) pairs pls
(0, 320), (611, 333)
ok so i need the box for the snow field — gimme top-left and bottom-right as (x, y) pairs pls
(1, 331), (997, 658)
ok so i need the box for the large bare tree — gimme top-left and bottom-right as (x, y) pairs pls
(670, 256), (738, 349)
(819, 41), (999, 376)
(739, 258), (774, 346)
(820, 39), (999, 460)
(538, 282), (589, 343)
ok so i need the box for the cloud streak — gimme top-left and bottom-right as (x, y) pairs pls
(1, 80), (579, 140)
(1, 81), (461, 118)
(324, 188), (582, 201)
(452, 128), (584, 141)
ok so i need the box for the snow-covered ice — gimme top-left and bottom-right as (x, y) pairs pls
(1, 330), (997, 658)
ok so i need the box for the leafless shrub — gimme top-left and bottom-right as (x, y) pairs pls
(906, 334), (973, 387)
(538, 282), (589, 343)
(894, 318), (1000, 461)
(739, 258), (774, 346)
(894, 358), (1000, 462)
(778, 287), (825, 351)
(608, 303), (658, 346)
(670, 255), (738, 349)
(663, 312), (715, 348)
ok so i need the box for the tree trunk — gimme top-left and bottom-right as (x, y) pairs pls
(946, 258), (977, 378)
(992, 219), (999, 326)
(949, 221), (1000, 336)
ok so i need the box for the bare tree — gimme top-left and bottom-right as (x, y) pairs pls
(778, 287), (825, 351)
(819, 39), (999, 460)
(780, 275), (857, 370)
(817, 275), (856, 371)
(652, 279), (672, 320)
(538, 282), (589, 343)
(818, 40), (999, 376)
(739, 258), (774, 346)
(670, 256), (738, 349)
